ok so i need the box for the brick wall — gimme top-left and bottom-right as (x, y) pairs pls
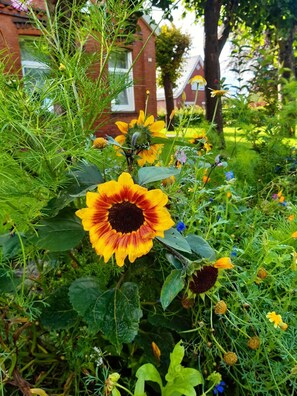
(0, 1), (157, 136)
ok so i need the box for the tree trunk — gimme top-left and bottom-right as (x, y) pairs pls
(163, 72), (175, 131)
(278, 26), (295, 80)
(204, 0), (225, 148)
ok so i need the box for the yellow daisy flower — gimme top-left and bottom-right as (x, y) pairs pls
(114, 110), (166, 166)
(266, 311), (282, 328)
(76, 172), (174, 267)
(210, 89), (229, 98)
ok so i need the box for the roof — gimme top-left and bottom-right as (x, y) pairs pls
(157, 55), (204, 100)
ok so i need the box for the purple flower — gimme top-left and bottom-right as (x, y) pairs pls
(272, 194), (278, 201)
(176, 221), (186, 232)
(175, 149), (187, 165)
(225, 171), (234, 181)
(213, 381), (226, 394)
(11, 0), (32, 12)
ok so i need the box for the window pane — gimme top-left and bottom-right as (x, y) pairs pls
(109, 51), (128, 69)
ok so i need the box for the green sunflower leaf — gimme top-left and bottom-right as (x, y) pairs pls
(160, 269), (185, 310)
(39, 286), (78, 330)
(70, 280), (142, 348)
(66, 160), (103, 196)
(185, 234), (216, 260)
(137, 166), (180, 185)
(157, 228), (192, 253)
(68, 277), (103, 317)
(34, 208), (85, 252)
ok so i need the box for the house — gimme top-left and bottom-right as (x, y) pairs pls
(0, 0), (158, 136)
(157, 54), (205, 113)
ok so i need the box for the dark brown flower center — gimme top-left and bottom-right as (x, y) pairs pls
(189, 266), (218, 294)
(108, 201), (144, 233)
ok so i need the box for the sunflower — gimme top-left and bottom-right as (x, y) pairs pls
(76, 172), (174, 267)
(114, 110), (166, 166)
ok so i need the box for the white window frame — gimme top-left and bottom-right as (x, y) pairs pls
(109, 51), (135, 112)
(19, 37), (53, 111)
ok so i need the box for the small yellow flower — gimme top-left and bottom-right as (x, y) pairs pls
(181, 91), (187, 102)
(288, 214), (295, 221)
(146, 89), (150, 95)
(214, 257), (234, 269)
(257, 267), (267, 279)
(59, 63), (66, 71)
(151, 341), (161, 361)
(291, 231), (297, 239)
(210, 89), (229, 97)
(214, 300), (227, 315)
(279, 195), (285, 203)
(93, 137), (107, 149)
(189, 75), (207, 87)
(266, 311), (282, 328)
(227, 192), (232, 198)
(223, 352), (238, 366)
(30, 390), (48, 396)
(247, 336), (261, 350)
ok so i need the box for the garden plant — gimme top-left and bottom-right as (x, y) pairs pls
(0, 1), (297, 396)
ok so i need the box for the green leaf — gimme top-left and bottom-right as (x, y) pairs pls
(39, 286), (78, 330)
(163, 341), (203, 396)
(112, 388), (121, 396)
(78, 282), (142, 347)
(160, 269), (185, 310)
(165, 253), (183, 269)
(0, 268), (21, 293)
(157, 228), (192, 253)
(165, 340), (184, 382)
(134, 363), (163, 396)
(185, 234), (216, 260)
(138, 167), (180, 185)
(35, 208), (85, 252)
(68, 277), (103, 317)
(66, 160), (103, 196)
(0, 233), (23, 260)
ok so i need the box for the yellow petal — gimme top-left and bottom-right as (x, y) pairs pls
(144, 114), (154, 126)
(145, 189), (168, 208)
(118, 172), (134, 187)
(149, 120), (166, 133)
(213, 257), (234, 269)
(115, 121), (128, 134)
(86, 191), (100, 208)
(137, 110), (145, 125)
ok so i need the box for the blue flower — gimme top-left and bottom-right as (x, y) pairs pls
(231, 249), (237, 257)
(176, 221), (186, 232)
(213, 381), (226, 394)
(225, 171), (234, 181)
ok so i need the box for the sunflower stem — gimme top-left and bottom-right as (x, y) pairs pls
(157, 239), (190, 268)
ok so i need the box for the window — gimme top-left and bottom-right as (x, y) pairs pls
(191, 82), (205, 91)
(19, 37), (53, 111)
(108, 51), (135, 112)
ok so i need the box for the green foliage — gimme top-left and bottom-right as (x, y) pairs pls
(156, 24), (191, 86)
(134, 341), (203, 396)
